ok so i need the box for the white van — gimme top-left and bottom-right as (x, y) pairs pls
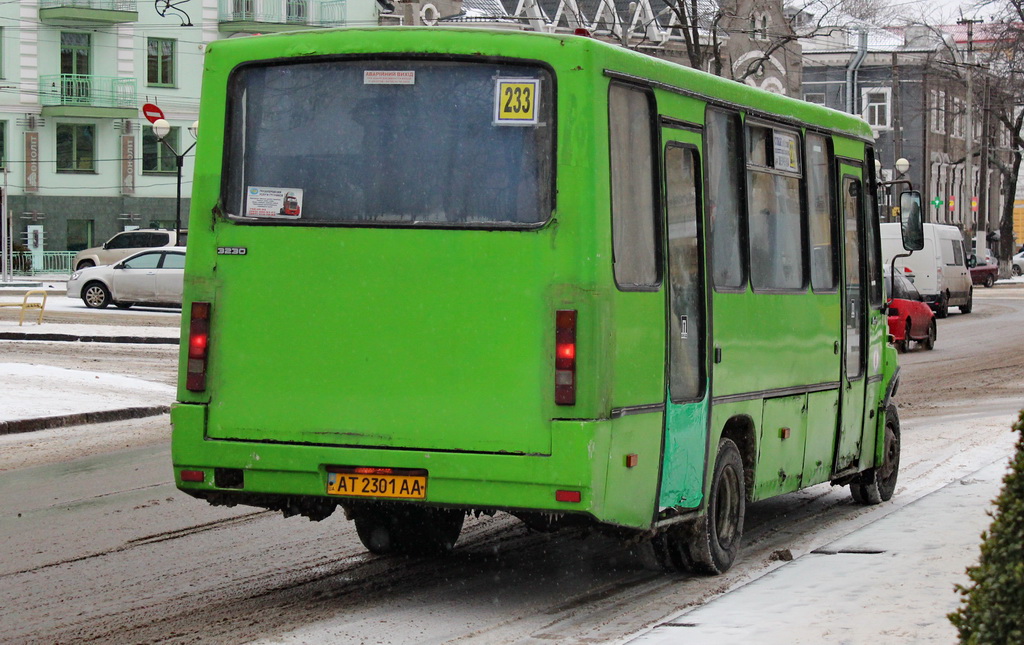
(880, 222), (972, 317)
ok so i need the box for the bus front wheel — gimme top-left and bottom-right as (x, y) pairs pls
(353, 503), (464, 556)
(654, 438), (746, 575)
(850, 404), (901, 505)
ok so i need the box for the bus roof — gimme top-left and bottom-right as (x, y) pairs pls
(205, 26), (874, 142)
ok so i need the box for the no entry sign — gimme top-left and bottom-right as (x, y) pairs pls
(142, 103), (165, 123)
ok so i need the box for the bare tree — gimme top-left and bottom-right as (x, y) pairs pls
(974, 0), (1024, 265)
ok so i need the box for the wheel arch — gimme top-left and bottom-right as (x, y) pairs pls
(719, 414), (756, 502)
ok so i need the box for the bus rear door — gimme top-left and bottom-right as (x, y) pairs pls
(837, 166), (867, 471)
(658, 128), (709, 510)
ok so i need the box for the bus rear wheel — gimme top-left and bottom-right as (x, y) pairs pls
(654, 438), (745, 575)
(850, 404), (900, 505)
(353, 503), (464, 556)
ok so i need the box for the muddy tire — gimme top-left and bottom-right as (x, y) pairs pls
(923, 320), (936, 350)
(935, 292), (949, 318)
(690, 439), (745, 573)
(851, 404), (900, 504)
(354, 504), (464, 555)
(960, 288), (973, 314)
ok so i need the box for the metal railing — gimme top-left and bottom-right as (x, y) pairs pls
(40, 0), (137, 9)
(39, 74), (137, 109)
(219, 0), (346, 26)
(10, 252), (76, 276)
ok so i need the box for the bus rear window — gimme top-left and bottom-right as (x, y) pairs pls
(223, 59), (554, 228)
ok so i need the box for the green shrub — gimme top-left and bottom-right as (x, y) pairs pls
(949, 410), (1024, 644)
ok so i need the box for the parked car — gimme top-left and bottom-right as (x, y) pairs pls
(72, 228), (186, 271)
(1013, 251), (1024, 277)
(881, 222), (972, 317)
(884, 269), (936, 352)
(67, 248), (186, 309)
(969, 255), (999, 288)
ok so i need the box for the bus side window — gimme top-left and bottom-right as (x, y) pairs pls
(806, 134), (836, 291)
(864, 147), (884, 307)
(745, 123), (804, 291)
(705, 109), (745, 290)
(608, 83), (660, 290)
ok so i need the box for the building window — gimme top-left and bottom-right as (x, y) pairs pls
(67, 219), (94, 252)
(862, 89), (890, 129)
(56, 123), (95, 172)
(287, 0), (308, 21)
(0, 122), (6, 170)
(147, 38), (175, 87)
(931, 90), (946, 134)
(750, 14), (769, 39)
(804, 93), (826, 105)
(233, 0), (254, 17)
(952, 98), (964, 139)
(143, 126), (179, 174)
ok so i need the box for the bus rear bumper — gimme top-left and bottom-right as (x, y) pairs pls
(171, 403), (662, 530)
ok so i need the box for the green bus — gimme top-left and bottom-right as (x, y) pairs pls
(171, 27), (914, 574)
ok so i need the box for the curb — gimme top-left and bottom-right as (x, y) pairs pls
(0, 405), (171, 435)
(0, 332), (179, 344)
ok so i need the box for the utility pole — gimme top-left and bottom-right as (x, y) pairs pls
(979, 77), (991, 248)
(958, 17), (983, 252)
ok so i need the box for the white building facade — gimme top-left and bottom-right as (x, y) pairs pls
(1, 0), (375, 255)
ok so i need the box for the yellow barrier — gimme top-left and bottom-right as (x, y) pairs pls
(0, 289), (47, 326)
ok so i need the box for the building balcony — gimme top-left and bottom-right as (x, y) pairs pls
(39, 0), (138, 25)
(219, 0), (346, 32)
(39, 74), (138, 119)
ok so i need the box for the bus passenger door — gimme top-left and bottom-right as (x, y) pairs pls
(836, 169), (866, 471)
(658, 132), (709, 510)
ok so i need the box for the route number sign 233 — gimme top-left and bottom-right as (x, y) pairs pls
(494, 78), (540, 125)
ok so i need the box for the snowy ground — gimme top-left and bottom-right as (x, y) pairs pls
(0, 278), (1019, 644)
(0, 363), (175, 423)
(626, 456), (1012, 645)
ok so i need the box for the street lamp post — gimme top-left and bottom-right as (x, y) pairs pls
(876, 158), (912, 222)
(151, 118), (198, 246)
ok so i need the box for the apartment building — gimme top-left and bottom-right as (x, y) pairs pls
(0, 0), (374, 255)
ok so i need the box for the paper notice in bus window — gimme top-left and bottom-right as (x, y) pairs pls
(245, 187), (303, 219)
(773, 132), (800, 172)
(364, 70), (416, 85)
(494, 78), (540, 125)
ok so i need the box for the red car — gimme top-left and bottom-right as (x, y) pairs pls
(969, 256), (998, 288)
(885, 270), (936, 352)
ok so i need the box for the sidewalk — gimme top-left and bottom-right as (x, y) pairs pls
(0, 309), (178, 434)
(626, 458), (1009, 645)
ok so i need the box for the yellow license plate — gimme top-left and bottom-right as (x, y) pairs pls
(326, 471), (427, 499)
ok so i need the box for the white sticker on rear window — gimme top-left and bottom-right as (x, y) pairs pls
(364, 70), (416, 85)
(245, 187), (304, 219)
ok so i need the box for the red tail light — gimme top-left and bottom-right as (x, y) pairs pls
(186, 302), (211, 392)
(555, 310), (577, 406)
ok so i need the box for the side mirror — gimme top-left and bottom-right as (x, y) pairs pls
(899, 191), (924, 252)
(968, 255), (978, 268)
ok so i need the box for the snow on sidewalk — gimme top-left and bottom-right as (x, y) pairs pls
(626, 459), (1009, 645)
(0, 364), (175, 423)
